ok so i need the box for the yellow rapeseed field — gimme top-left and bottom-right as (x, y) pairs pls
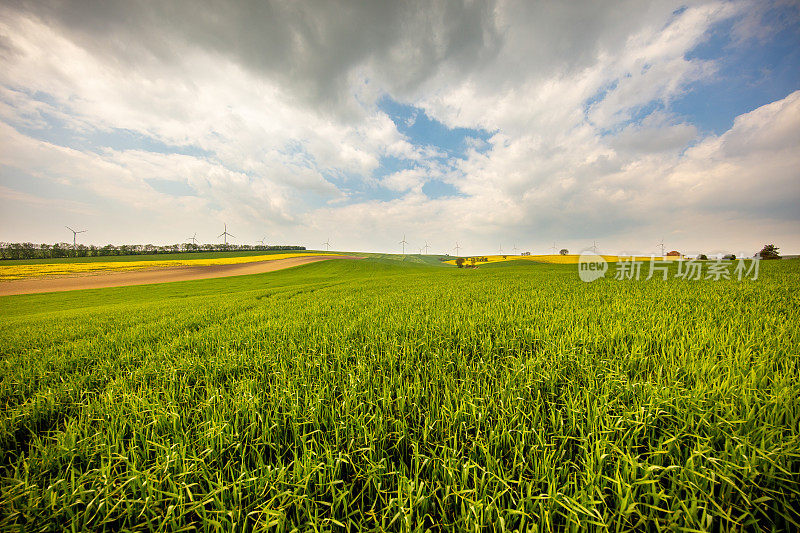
(444, 254), (667, 266)
(0, 253), (341, 281)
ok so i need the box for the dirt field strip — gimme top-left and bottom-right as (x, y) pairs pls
(0, 256), (357, 296)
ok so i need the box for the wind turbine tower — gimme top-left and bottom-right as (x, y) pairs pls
(424, 241), (431, 255)
(399, 234), (409, 255)
(323, 238), (331, 251)
(591, 240), (599, 253)
(454, 242), (461, 256)
(187, 233), (199, 245)
(658, 238), (665, 257)
(218, 223), (235, 245)
(65, 226), (87, 249)
(513, 244), (519, 255)
(551, 242), (557, 255)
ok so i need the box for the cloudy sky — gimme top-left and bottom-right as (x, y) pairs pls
(1, 0), (798, 256)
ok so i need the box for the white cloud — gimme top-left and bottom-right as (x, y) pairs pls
(0, 0), (797, 253)
(381, 167), (429, 193)
(0, 184), (92, 214)
(666, 90), (800, 215)
(611, 113), (698, 154)
(302, 90), (800, 255)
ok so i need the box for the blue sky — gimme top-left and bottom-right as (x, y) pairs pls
(370, 96), (492, 201)
(1, 0), (798, 254)
(674, 3), (800, 134)
(378, 96), (493, 160)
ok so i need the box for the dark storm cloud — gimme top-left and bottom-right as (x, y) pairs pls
(13, 0), (502, 114)
(5, 0), (703, 117)
(8, 0), (692, 113)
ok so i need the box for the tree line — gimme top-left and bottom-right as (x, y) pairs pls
(0, 242), (305, 260)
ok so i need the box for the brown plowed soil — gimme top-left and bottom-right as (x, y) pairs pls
(0, 256), (358, 296)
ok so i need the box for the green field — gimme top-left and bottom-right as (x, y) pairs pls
(1, 258), (798, 531)
(0, 250), (451, 267)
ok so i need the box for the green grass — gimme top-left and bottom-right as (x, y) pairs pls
(351, 253), (451, 266)
(1, 259), (798, 531)
(1, 250), (449, 267)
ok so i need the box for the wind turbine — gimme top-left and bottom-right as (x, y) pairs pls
(218, 223), (234, 245)
(591, 240), (599, 253)
(551, 242), (557, 255)
(399, 234), (409, 255)
(454, 242), (461, 256)
(513, 243), (519, 255)
(65, 226), (86, 248)
(424, 241), (431, 255)
(499, 243), (503, 254)
(658, 238), (665, 257)
(187, 233), (199, 245)
(258, 236), (268, 246)
(323, 238), (331, 251)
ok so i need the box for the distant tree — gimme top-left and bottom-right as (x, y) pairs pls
(722, 254), (736, 260)
(559, 248), (568, 255)
(455, 257), (465, 268)
(0, 241), (306, 261)
(21, 242), (35, 259)
(759, 244), (781, 260)
(697, 254), (708, 261)
(52, 243), (68, 258)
